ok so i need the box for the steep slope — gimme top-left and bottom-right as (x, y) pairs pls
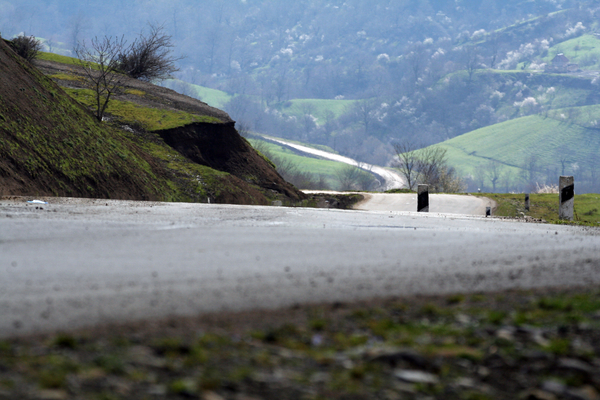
(0, 39), (171, 200)
(0, 41), (305, 203)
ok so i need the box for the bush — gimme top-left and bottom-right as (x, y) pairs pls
(117, 24), (181, 81)
(10, 34), (42, 62)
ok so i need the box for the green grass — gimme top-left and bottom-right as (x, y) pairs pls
(163, 79), (233, 108)
(66, 88), (223, 130)
(38, 51), (81, 66)
(0, 48), (174, 199)
(278, 98), (357, 124)
(477, 193), (600, 225)
(434, 112), (600, 180)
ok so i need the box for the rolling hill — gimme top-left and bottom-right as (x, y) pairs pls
(435, 107), (600, 192)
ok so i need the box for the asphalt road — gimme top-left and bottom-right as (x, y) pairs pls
(262, 136), (405, 190)
(355, 193), (493, 215)
(1, 197), (599, 338)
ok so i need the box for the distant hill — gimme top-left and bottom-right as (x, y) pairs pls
(0, 40), (305, 204)
(435, 106), (600, 192)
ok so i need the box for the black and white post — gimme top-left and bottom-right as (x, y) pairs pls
(418, 184), (429, 212)
(559, 176), (574, 221)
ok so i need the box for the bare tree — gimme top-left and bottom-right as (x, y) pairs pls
(462, 45), (482, 84)
(117, 24), (182, 81)
(335, 164), (363, 191)
(10, 34), (42, 62)
(485, 160), (503, 192)
(393, 140), (421, 190)
(406, 42), (427, 84)
(393, 141), (464, 192)
(418, 147), (454, 191)
(76, 36), (128, 121)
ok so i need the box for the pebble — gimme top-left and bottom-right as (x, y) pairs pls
(541, 380), (566, 395)
(521, 389), (558, 400)
(557, 358), (594, 375)
(565, 386), (600, 400)
(367, 347), (428, 369)
(394, 369), (439, 384)
(147, 384), (167, 396)
(34, 390), (68, 400)
(496, 328), (515, 341)
(203, 392), (226, 400)
(127, 345), (167, 368)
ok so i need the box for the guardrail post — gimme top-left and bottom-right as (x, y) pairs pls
(559, 176), (574, 221)
(418, 184), (429, 212)
(525, 194), (530, 211)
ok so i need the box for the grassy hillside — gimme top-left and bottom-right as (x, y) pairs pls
(1, 42), (305, 204)
(0, 41), (176, 200)
(434, 107), (600, 191)
(544, 34), (600, 70)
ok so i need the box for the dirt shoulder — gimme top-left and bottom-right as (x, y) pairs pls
(3, 285), (600, 400)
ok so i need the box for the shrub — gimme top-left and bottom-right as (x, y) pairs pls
(10, 34), (42, 62)
(117, 24), (181, 81)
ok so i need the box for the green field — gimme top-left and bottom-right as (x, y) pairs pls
(278, 98), (357, 124)
(435, 111), (600, 182)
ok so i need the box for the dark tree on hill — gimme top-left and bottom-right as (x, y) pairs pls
(392, 140), (422, 191)
(117, 24), (182, 81)
(10, 34), (42, 62)
(462, 45), (482, 84)
(75, 36), (128, 121)
(393, 140), (464, 192)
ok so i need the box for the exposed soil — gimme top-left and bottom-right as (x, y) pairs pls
(158, 122), (305, 202)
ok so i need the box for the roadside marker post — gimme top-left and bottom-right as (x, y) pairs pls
(418, 185), (429, 212)
(525, 194), (530, 211)
(559, 176), (574, 221)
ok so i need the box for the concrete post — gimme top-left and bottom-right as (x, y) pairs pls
(559, 176), (574, 221)
(525, 194), (530, 211)
(418, 184), (429, 212)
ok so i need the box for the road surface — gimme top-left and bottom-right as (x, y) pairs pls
(1, 197), (599, 338)
(262, 136), (405, 190)
(355, 193), (494, 215)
